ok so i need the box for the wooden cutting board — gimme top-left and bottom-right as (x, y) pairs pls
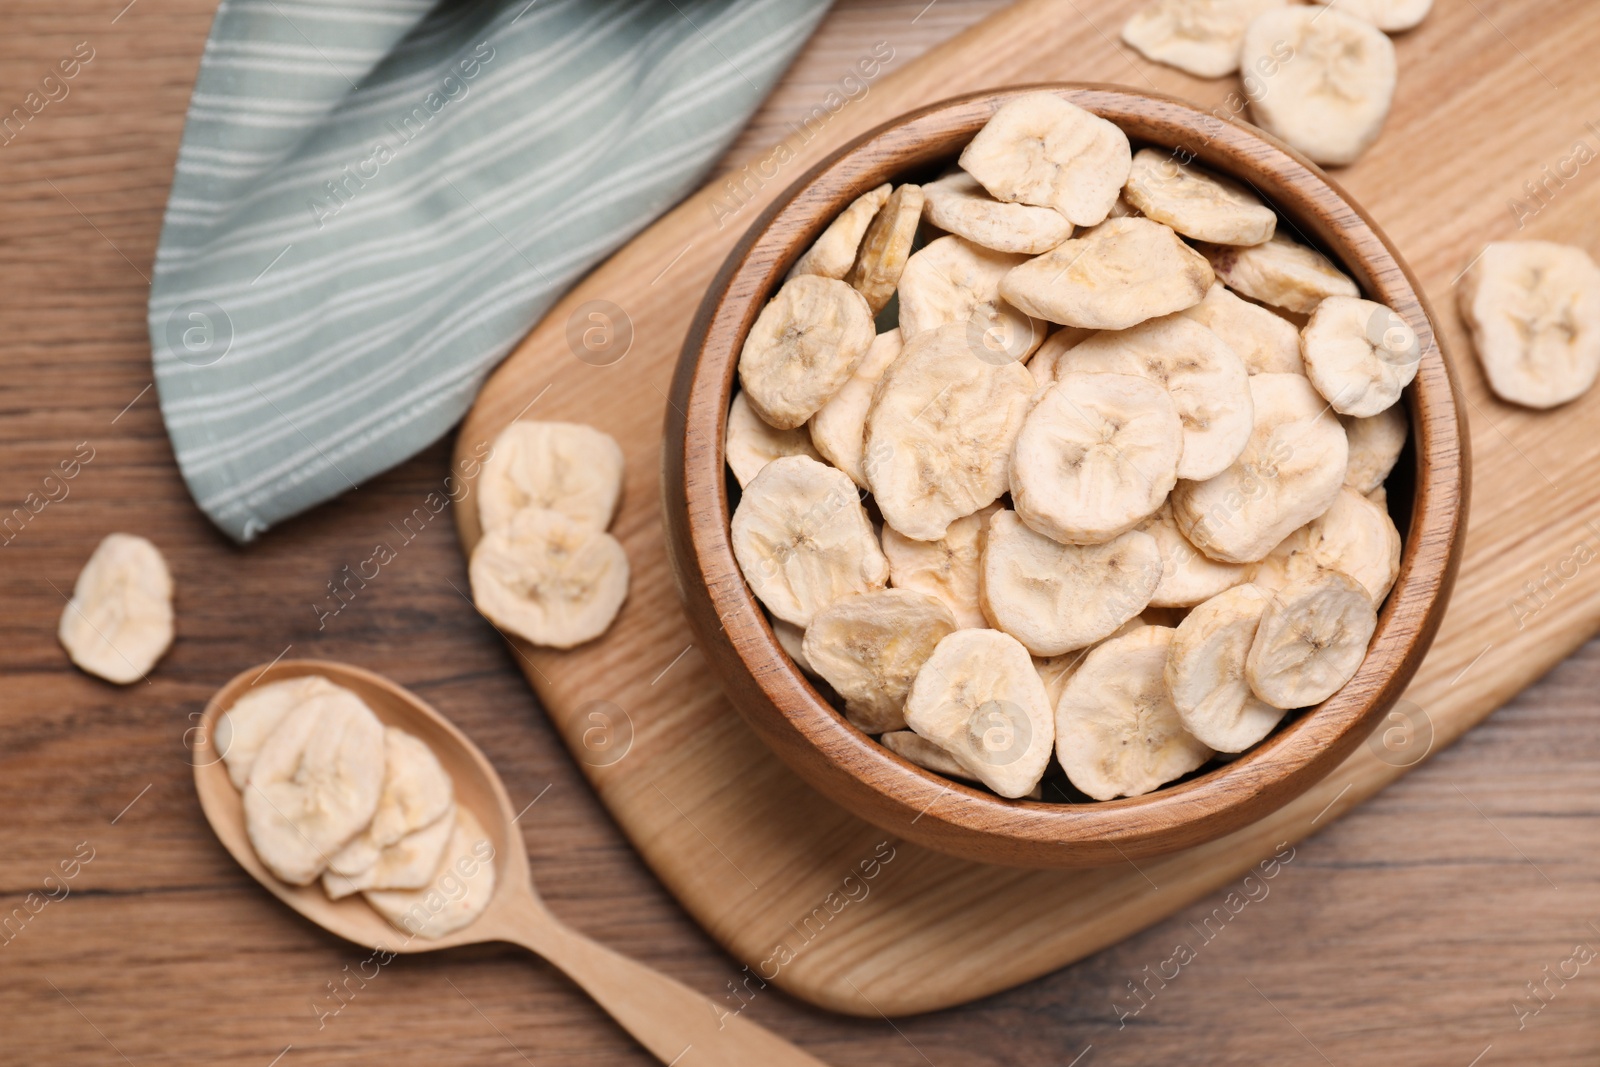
(454, 0), (1600, 1017)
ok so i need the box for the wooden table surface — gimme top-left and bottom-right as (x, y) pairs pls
(3, 1), (1598, 1065)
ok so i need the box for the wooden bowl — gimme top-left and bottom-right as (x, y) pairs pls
(663, 85), (1468, 869)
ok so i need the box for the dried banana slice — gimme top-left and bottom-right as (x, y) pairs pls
(864, 325), (1034, 541)
(1068, 314), (1254, 480)
(1123, 148), (1277, 246)
(1002, 217), (1213, 330)
(323, 804), (455, 900)
(1138, 502), (1251, 608)
(1458, 241), (1600, 409)
(803, 589), (958, 733)
(326, 727), (455, 879)
(790, 183), (892, 280)
(57, 533), (174, 685)
(1309, 0), (1432, 33)
(478, 421), (625, 536)
(1011, 372), (1183, 544)
(217, 676), (339, 790)
(469, 507), (629, 649)
(365, 807), (497, 940)
(1172, 373), (1349, 563)
(731, 455), (888, 627)
(980, 510), (1161, 656)
(1165, 584), (1284, 752)
(903, 628), (1055, 798)
(922, 172), (1075, 255)
(772, 618), (816, 676)
(243, 687), (386, 886)
(846, 184), (925, 314)
(809, 329), (902, 488)
(1180, 283), (1304, 375)
(1243, 6), (1397, 167)
(725, 390), (821, 488)
(1341, 405), (1406, 494)
(1246, 571), (1376, 709)
(1200, 234), (1359, 314)
(1251, 486), (1401, 602)
(880, 729), (975, 780)
(1056, 626), (1212, 800)
(897, 235), (1044, 364)
(1367, 484), (1388, 511)
(882, 504), (996, 630)
(738, 274), (876, 429)
(1121, 0), (1289, 79)
(1301, 296), (1421, 417)
(960, 92), (1131, 227)
(1026, 327), (1094, 392)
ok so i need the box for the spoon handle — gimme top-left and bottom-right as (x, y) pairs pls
(504, 911), (831, 1067)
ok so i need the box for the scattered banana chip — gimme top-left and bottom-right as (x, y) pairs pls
(897, 235), (1044, 364)
(1011, 372), (1183, 544)
(217, 675), (337, 790)
(738, 274), (876, 430)
(325, 726), (455, 879)
(882, 504), (995, 629)
(922, 172), (1075, 254)
(365, 807), (497, 940)
(1180, 283), (1304, 375)
(1069, 314), (1254, 480)
(725, 390), (822, 488)
(1138, 502), (1251, 608)
(243, 686), (386, 886)
(1121, 0), (1290, 79)
(1302, 296), (1421, 417)
(1056, 626), (1213, 800)
(1002, 217), (1214, 330)
(478, 421), (624, 536)
(1251, 486), (1401, 602)
(959, 92), (1132, 227)
(58, 533), (174, 685)
(903, 628), (1055, 798)
(1246, 571), (1377, 709)
(809, 329), (903, 488)
(731, 455), (888, 627)
(1123, 148), (1277, 246)
(1200, 234), (1359, 314)
(1458, 241), (1600, 409)
(323, 804), (456, 900)
(1341, 405), (1407, 494)
(980, 510), (1160, 656)
(469, 507), (630, 649)
(1308, 0), (1432, 33)
(1171, 373), (1349, 563)
(847, 184), (925, 314)
(790, 183), (892, 280)
(1165, 584), (1284, 752)
(1243, 6), (1397, 167)
(865, 325), (1034, 541)
(803, 589), (958, 733)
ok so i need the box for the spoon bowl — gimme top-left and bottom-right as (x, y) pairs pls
(193, 659), (827, 1067)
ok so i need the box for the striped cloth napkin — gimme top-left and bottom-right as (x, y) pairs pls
(149, 0), (831, 542)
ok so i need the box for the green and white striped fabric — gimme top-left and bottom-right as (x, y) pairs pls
(149, 0), (830, 542)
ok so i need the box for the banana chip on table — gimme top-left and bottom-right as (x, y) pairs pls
(1180, 283), (1304, 376)
(1199, 234), (1359, 314)
(58, 533), (174, 685)
(1308, 0), (1432, 33)
(1458, 241), (1600, 409)
(469, 507), (629, 649)
(477, 421), (624, 536)
(922, 172), (1074, 255)
(1122, 148), (1277, 246)
(959, 92), (1132, 227)
(724, 390), (821, 489)
(738, 273), (876, 429)
(904, 628), (1055, 799)
(802, 589), (958, 734)
(731, 455), (888, 628)
(790, 183), (891, 281)
(1056, 626), (1213, 800)
(1121, 0), (1289, 79)
(1246, 571), (1377, 709)
(1165, 583), (1284, 752)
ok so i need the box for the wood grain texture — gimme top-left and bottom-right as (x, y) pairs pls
(664, 85), (1465, 869)
(5, 1), (1600, 1065)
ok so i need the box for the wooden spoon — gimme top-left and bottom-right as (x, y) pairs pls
(193, 659), (827, 1067)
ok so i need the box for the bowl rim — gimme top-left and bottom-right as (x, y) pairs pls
(665, 84), (1468, 868)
